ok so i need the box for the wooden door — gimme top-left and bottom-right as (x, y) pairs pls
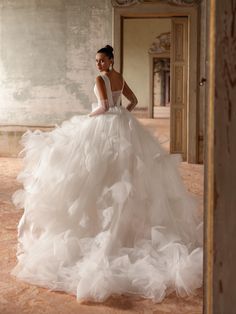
(170, 17), (188, 160)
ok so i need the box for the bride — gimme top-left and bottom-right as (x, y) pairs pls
(11, 45), (203, 303)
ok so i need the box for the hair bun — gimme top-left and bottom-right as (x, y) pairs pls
(97, 45), (114, 59)
(105, 45), (113, 52)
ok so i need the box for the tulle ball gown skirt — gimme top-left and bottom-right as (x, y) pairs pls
(11, 106), (203, 303)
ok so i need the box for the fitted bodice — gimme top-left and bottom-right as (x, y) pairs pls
(94, 85), (123, 108)
(93, 74), (125, 111)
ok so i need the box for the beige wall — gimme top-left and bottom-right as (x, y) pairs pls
(123, 18), (171, 108)
(0, 0), (112, 126)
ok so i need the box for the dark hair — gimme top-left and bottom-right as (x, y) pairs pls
(97, 45), (114, 59)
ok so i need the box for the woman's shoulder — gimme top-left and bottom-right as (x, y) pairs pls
(95, 71), (124, 88)
(95, 76), (106, 89)
(95, 75), (104, 82)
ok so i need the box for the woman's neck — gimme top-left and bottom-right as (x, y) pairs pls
(101, 69), (114, 75)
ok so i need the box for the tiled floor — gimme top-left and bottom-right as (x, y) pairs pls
(0, 117), (203, 314)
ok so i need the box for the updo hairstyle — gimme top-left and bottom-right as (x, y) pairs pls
(97, 45), (114, 59)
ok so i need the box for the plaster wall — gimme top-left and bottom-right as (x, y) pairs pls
(0, 0), (112, 126)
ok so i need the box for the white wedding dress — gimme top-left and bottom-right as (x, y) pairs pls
(11, 74), (203, 303)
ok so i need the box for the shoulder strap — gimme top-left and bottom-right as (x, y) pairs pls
(100, 74), (114, 107)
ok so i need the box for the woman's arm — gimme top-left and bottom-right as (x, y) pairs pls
(122, 81), (138, 112)
(88, 76), (109, 117)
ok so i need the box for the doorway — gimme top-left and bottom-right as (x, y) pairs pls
(122, 17), (172, 152)
(122, 16), (189, 160)
(152, 56), (170, 118)
(112, 3), (199, 163)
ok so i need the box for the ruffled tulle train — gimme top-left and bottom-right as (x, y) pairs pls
(11, 106), (203, 303)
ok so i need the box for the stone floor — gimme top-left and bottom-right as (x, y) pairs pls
(0, 118), (204, 314)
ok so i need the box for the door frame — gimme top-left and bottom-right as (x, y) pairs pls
(149, 52), (171, 119)
(112, 2), (199, 163)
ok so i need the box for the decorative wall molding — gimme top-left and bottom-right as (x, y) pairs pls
(111, 0), (143, 7)
(153, 58), (170, 73)
(149, 32), (171, 54)
(111, 0), (200, 7)
(167, 0), (200, 5)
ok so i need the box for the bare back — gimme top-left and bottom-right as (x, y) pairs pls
(105, 70), (124, 92)
(103, 70), (138, 110)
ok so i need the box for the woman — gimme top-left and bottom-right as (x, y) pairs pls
(11, 45), (203, 303)
(88, 45), (138, 116)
